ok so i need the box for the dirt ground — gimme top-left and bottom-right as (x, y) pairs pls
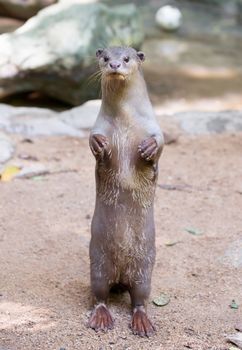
(0, 124), (242, 350)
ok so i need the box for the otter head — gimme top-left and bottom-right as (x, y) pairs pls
(96, 46), (145, 82)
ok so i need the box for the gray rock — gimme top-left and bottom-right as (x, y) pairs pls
(0, 103), (84, 137)
(0, 101), (102, 137)
(174, 110), (242, 135)
(0, 103), (56, 130)
(8, 116), (84, 137)
(0, 131), (15, 163)
(0, 103), (15, 129)
(226, 332), (242, 348)
(2, 103), (242, 139)
(0, 0), (56, 20)
(0, 2), (143, 105)
(60, 99), (101, 129)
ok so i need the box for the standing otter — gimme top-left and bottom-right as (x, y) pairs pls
(88, 46), (163, 337)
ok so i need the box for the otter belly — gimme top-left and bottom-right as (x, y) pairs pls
(96, 166), (156, 207)
(91, 200), (155, 286)
(91, 127), (157, 285)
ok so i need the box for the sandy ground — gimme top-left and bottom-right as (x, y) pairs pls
(0, 125), (242, 350)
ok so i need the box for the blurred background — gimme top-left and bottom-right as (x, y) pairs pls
(0, 0), (242, 113)
(1, 2), (242, 349)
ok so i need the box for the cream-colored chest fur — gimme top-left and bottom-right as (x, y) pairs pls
(97, 124), (156, 207)
(111, 124), (136, 187)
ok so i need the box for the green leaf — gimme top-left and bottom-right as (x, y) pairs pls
(152, 293), (170, 307)
(230, 300), (239, 309)
(32, 176), (45, 181)
(185, 227), (203, 235)
(165, 241), (181, 247)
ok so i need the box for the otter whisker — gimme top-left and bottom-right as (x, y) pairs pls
(87, 70), (102, 87)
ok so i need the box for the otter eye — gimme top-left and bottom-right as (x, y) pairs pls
(103, 56), (109, 62)
(124, 56), (130, 63)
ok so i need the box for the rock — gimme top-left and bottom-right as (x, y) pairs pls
(2, 103), (242, 140)
(0, 131), (14, 163)
(60, 99), (101, 129)
(174, 110), (242, 135)
(0, 100), (102, 137)
(0, 2), (144, 105)
(226, 333), (242, 349)
(155, 6), (182, 32)
(9, 115), (84, 137)
(0, 103), (15, 129)
(0, 0), (56, 20)
(0, 103), (84, 137)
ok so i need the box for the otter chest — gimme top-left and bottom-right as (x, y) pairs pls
(96, 124), (156, 207)
(111, 125), (136, 173)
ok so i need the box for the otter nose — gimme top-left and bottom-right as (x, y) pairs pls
(109, 61), (121, 70)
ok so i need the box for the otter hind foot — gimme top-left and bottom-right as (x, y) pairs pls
(131, 307), (155, 337)
(138, 137), (158, 161)
(88, 303), (114, 332)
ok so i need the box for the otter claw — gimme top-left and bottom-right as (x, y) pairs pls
(131, 307), (155, 337)
(139, 137), (158, 161)
(89, 134), (110, 158)
(88, 304), (114, 332)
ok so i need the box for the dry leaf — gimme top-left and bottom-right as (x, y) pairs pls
(152, 293), (170, 307)
(165, 241), (181, 247)
(0, 165), (21, 182)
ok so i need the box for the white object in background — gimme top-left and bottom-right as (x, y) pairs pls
(155, 5), (182, 31)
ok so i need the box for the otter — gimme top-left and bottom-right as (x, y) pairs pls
(88, 46), (163, 337)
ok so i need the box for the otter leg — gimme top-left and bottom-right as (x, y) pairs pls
(129, 283), (155, 337)
(88, 263), (114, 332)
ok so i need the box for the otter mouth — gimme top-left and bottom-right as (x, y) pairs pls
(106, 72), (126, 81)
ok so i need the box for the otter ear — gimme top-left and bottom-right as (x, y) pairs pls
(96, 48), (104, 58)
(137, 51), (145, 62)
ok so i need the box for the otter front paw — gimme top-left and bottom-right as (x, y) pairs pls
(89, 134), (111, 158)
(138, 137), (158, 161)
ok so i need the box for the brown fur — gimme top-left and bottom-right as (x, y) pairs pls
(88, 47), (163, 336)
